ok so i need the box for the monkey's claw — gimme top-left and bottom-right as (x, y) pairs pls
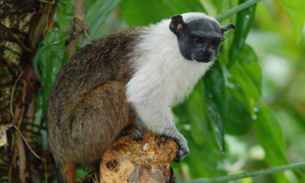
(172, 138), (189, 162)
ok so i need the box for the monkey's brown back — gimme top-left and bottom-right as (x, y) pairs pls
(47, 27), (143, 169)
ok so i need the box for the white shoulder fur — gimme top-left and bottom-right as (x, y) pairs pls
(126, 13), (215, 135)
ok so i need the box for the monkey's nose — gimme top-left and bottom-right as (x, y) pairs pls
(201, 50), (211, 58)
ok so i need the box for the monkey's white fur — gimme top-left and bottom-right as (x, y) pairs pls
(126, 13), (218, 143)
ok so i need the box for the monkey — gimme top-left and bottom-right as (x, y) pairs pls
(47, 12), (234, 183)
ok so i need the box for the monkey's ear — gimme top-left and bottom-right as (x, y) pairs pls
(221, 24), (235, 41)
(221, 24), (235, 32)
(169, 15), (187, 36)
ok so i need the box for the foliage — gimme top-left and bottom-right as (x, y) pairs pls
(33, 0), (305, 182)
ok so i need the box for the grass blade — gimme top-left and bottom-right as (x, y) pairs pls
(188, 162), (305, 183)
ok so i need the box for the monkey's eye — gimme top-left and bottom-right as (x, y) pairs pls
(211, 39), (219, 45)
(194, 37), (203, 43)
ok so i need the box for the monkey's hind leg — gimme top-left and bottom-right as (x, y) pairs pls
(68, 81), (130, 165)
(50, 81), (130, 183)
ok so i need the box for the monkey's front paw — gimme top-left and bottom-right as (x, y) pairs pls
(118, 124), (143, 141)
(173, 138), (189, 162)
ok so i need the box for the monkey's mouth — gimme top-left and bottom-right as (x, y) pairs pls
(192, 52), (214, 63)
(193, 56), (214, 63)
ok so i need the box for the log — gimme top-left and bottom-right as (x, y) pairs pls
(99, 130), (178, 183)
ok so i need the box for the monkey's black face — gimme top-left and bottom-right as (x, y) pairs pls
(169, 15), (234, 63)
(178, 19), (223, 63)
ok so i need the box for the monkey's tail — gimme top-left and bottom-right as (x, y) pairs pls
(56, 161), (76, 183)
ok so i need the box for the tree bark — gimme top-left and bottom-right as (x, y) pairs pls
(0, 0), (58, 182)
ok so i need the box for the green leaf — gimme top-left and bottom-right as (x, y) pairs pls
(33, 22), (68, 152)
(173, 102), (189, 125)
(215, 0), (235, 16)
(237, 45), (261, 94)
(119, 0), (206, 26)
(227, 44), (261, 117)
(204, 62), (226, 152)
(34, 23), (68, 117)
(86, 0), (122, 38)
(253, 103), (289, 183)
(56, 0), (75, 32)
(225, 95), (252, 135)
(76, 170), (87, 179)
(180, 129), (227, 179)
(279, 0), (305, 43)
(186, 81), (208, 146)
(228, 0), (257, 68)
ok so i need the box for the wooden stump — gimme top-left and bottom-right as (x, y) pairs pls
(99, 130), (178, 183)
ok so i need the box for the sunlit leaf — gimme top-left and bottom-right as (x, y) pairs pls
(204, 62), (226, 152)
(119, 0), (206, 26)
(253, 103), (289, 183)
(227, 44), (261, 117)
(86, 0), (121, 39)
(279, 0), (305, 43)
(215, 0), (232, 15)
(56, 0), (75, 32)
(228, 0), (257, 68)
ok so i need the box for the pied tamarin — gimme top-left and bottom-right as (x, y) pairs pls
(47, 12), (235, 183)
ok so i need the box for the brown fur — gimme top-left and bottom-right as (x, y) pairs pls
(47, 27), (144, 182)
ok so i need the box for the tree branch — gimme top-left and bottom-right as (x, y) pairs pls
(67, 0), (88, 57)
(98, 130), (178, 183)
